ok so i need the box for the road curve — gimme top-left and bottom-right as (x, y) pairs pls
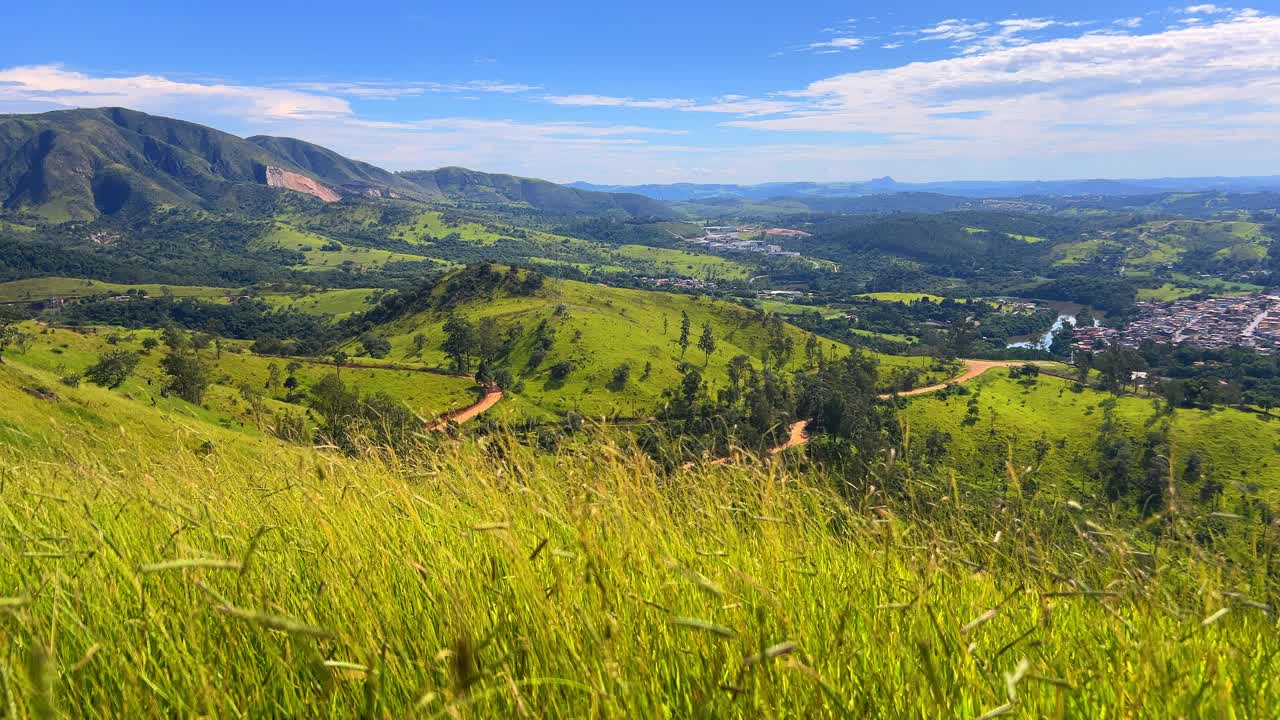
(428, 386), (503, 430)
(879, 359), (1047, 399)
(770, 419), (811, 454)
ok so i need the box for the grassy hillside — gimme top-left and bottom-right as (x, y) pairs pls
(610, 244), (753, 280)
(254, 222), (437, 271)
(0, 359), (1275, 716)
(6, 324), (479, 424)
(0, 277), (235, 303)
(353, 273), (849, 419)
(900, 369), (1280, 507)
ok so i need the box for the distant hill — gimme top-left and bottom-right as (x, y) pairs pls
(672, 192), (973, 218)
(246, 135), (438, 202)
(0, 107), (325, 220)
(0, 107), (679, 222)
(399, 167), (678, 219)
(571, 175), (1280, 202)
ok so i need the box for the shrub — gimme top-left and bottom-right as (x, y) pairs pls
(549, 361), (574, 381)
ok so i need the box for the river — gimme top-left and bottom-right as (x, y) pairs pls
(1004, 300), (1102, 351)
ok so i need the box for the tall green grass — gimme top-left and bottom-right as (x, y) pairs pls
(1, 410), (1276, 717)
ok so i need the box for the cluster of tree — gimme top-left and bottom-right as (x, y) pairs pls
(1093, 400), (1173, 515)
(642, 347), (899, 492)
(1030, 275), (1137, 316)
(62, 297), (336, 355)
(307, 373), (420, 454)
(74, 327), (213, 404)
(1134, 343), (1280, 411)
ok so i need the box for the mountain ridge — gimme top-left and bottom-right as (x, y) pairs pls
(570, 175), (1280, 202)
(0, 107), (679, 221)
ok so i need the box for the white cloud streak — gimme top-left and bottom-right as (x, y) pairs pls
(0, 64), (351, 120)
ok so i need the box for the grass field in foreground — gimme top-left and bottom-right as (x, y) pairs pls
(0, 358), (1275, 717)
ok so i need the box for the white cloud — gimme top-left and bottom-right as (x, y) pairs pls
(542, 94), (797, 117)
(543, 94), (696, 110)
(0, 64), (350, 120)
(1114, 17), (1144, 28)
(1183, 4), (1228, 14)
(807, 37), (864, 52)
(726, 14), (1280, 165)
(4, 14), (1280, 184)
(285, 80), (539, 100)
(882, 42), (903, 49)
(917, 19), (992, 43)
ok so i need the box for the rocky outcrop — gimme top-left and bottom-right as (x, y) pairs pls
(263, 166), (340, 202)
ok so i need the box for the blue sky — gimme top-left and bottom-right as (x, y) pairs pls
(3, 0), (1279, 183)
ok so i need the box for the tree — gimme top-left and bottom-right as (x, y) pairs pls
(549, 361), (574, 381)
(84, 350), (141, 389)
(442, 314), (475, 373)
(804, 334), (819, 368)
(239, 383), (266, 427)
(608, 363), (631, 391)
(0, 309), (19, 364)
(360, 333), (391, 359)
(662, 315), (669, 336)
(161, 347), (211, 404)
(141, 337), (159, 353)
(678, 311), (691, 358)
(412, 333), (427, 356)
(697, 323), (717, 367)
(266, 362), (282, 390)
(309, 373), (360, 446)
(331, 351), (348, 379)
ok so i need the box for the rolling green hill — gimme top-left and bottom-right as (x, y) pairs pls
(0, 108), (681, 225)
(348, 268), (846, 419)
(899, 368), (1280, 512)
(399, 167), (678, 219)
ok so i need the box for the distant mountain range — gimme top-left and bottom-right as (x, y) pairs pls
(569, 175), (1280, 202)
(3, 107), (1275, 225)
(0, 108), (675, 221)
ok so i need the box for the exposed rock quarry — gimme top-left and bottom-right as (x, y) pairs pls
(263, 166), (340, 202)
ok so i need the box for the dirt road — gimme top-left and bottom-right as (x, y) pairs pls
(428, 386), (503, 430)
(770, 419), (811, 454)
(879, 359), (1047, 399)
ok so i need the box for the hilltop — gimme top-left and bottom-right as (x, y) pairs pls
(344, 265), (851, 418)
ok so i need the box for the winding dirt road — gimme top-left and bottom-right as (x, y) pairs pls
(878, 360), (1045, 399)
(428, 386), (503, 430)
(766, 360), (1047, 457)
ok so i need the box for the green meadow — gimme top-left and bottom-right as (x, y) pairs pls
(611, 245), (753, 280)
